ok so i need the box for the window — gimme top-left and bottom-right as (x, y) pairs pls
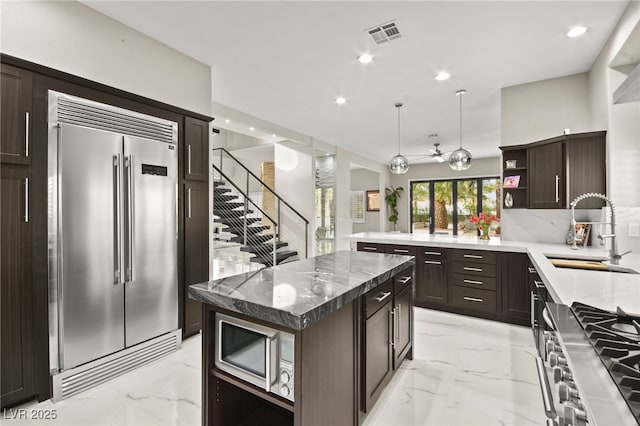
(410, 177), (500, 236)
(349, 191), (365, 224)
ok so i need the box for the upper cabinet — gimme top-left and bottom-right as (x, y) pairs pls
(1, 64), (32, 165)
(501, 131), (606, 210)
(184, 116), (209, 181)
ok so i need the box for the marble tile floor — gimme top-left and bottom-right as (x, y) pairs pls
(4, 308), (545, 426)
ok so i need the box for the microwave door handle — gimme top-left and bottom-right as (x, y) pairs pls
(265, 334), (277, 392)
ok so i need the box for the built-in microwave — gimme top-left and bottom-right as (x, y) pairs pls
(214, 313), (295, 402)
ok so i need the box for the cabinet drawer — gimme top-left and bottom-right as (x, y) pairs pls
(365, 279), (393, 319)
(384, 245), (418, 256)
(451, 286), (497, 314)
(419, 247), (446, 260)
(357, 242), (384, 253)
(451, 261), (496, 277)
(393, 271), (413, 294)
(450, 273), (497, 291)
(452, 249), (497, 264)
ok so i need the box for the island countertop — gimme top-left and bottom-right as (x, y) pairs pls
(188, 250), (414, 330)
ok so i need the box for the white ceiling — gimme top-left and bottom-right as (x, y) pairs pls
(84, 1), (628, 165)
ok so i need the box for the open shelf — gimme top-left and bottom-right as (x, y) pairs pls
(211, 368), (294, 412)
(500, 146), (528, 209)
(504, 166), (527, 171)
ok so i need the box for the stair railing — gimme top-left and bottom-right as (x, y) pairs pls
(212, 147), (309, 266)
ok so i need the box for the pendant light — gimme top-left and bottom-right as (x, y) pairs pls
(389, 102), (409, 174)
(449, 89), (472, 171)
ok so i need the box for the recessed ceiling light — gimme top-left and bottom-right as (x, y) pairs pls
(566, 26), (588, 38)
(225, 119), (230, 123)
(435, 72), (450, 81)
(249, 126), (255, 131)
(358, 54), (373, 64)
(272, 134), (277, 138)
(335, 96), (346, 105)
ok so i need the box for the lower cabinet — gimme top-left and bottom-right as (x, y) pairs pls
(416, 248), (448, 305)
(361, 270), (414, 414)
(501, 252), (530, 322)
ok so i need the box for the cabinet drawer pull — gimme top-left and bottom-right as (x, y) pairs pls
(25, 112), (30, 157)
(463, 279), (483, 285)
(463, 266), (483, 272)
(398, 276), (412, 284)
(187, 188), (192, 219)
(24, 178), (29, 223)
(374, 291), (392, 302)
(463, 296), (483, 303)
(555, 175), (560, 203)
(534, 280), (545, 290)
(423, 251), (441, 256)
(394, 248), (409, 253)
(362, 247), (377, 251)
(536, 357), (556, 418)
(528, 267), (537, 274)
(463, 254), (483, 259)
(424, 260), (442, 265)
(187, 144), (192, 174)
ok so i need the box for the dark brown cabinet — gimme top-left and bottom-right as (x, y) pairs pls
(1, 166), (35, 407)
(529, 141), (565, 209)
(363, 297), (392, 413)
(184, 181), (209, 337)
(1, 64), (32, 164)
(415, 247), (448, 305)
(357, 242), (384, 253)
(500, 252), (530, 321)
(566, 133), (606, 208)
(184, 116), (209, 181)
(392, 285), (412, 369)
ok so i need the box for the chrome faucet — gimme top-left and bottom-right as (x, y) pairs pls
(570, 193), (631, 265)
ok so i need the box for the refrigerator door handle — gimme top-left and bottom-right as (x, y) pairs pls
(125, 155), (135, 283)
(113, 155), (123, 284)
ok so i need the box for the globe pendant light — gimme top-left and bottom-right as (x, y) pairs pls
(449, 89), (472, 171)
(389, 102), (409, 174)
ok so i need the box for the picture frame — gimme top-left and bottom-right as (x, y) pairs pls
(366, 190), (380, 212)
(566, 223), (592, 246)
(503, 175), (520, 188)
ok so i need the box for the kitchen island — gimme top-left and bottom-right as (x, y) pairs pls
(189, 250), (415, 426)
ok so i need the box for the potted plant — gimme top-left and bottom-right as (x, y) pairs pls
(385, 186), (404, 231)
(469, 212), (500, 240)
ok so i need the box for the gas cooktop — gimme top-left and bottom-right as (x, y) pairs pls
(571, 302), (640, 421)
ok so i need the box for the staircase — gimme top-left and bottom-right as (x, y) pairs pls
(212, 148), (308, 268)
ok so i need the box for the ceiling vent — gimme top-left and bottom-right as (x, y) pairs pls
(367, 20), (402, 44)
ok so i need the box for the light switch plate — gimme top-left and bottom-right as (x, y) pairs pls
(629, 223), (640, 237)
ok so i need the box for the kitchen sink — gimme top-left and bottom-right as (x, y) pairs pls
(545, 255), (639, 274)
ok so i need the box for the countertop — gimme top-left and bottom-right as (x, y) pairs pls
(188, 250), (414, 330)
(348, 232), (640, 313)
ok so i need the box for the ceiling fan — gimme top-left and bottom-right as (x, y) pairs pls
(405, 135), (453, 163)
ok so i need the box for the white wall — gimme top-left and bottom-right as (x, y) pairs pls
(389, 157), (501, 233)
(350, 169), (381, 233)
(501, 73), (590, 145)
(1, 1), (211, 115)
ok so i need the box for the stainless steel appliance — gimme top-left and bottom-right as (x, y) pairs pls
(536, 301), (639, 425)
(48, 91), (181, 400)
(215, 313), (295, 401)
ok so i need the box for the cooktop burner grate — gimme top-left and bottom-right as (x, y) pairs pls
(571, 302), (640, 422)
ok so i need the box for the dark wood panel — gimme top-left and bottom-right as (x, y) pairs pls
(356, 242), (384, 253)
(450, 286), (497, 314)
(1, 64), (32, 164)
(450, 273), (497, 291)
(451, 249), (497, 264)
(184, 117), (209, 181)
(567, 132), (606, 208)
(184, 181), (209, 337)
(416, 257), (448, 304)
(362, 301), (393, 413)
(364, 279), (393, 319)
(528, 141), (565, 209)
(383, 245), (418, 256)
(500, 253), (530, 321)
(393, 285), (412, 370)
(1, 166), (35, 408)
(450, 261), (497, 278)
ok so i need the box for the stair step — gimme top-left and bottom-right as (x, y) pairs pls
(215, 210), (254, 218)
(216, 217), (262, 226)
(213, 194), (239, 202)
(230, 234), (275, 245)
(240, 241), (288, 253)
(213, 181), (226, 187)
(214, 187), (232, 194)
(214, 202), (245, 210)
(250, 250), (298, 266)
(221, 226), (271, 235)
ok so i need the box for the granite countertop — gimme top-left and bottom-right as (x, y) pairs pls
(188, 250), (414, 330)
(348, 232), (640, 313)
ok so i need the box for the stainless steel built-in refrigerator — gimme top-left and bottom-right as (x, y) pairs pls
(48, 91), (179, 377)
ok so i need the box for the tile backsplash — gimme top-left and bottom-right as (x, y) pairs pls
(501, 207), (640, 254)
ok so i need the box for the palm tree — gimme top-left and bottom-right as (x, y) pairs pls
(434, 181), (452, 230)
